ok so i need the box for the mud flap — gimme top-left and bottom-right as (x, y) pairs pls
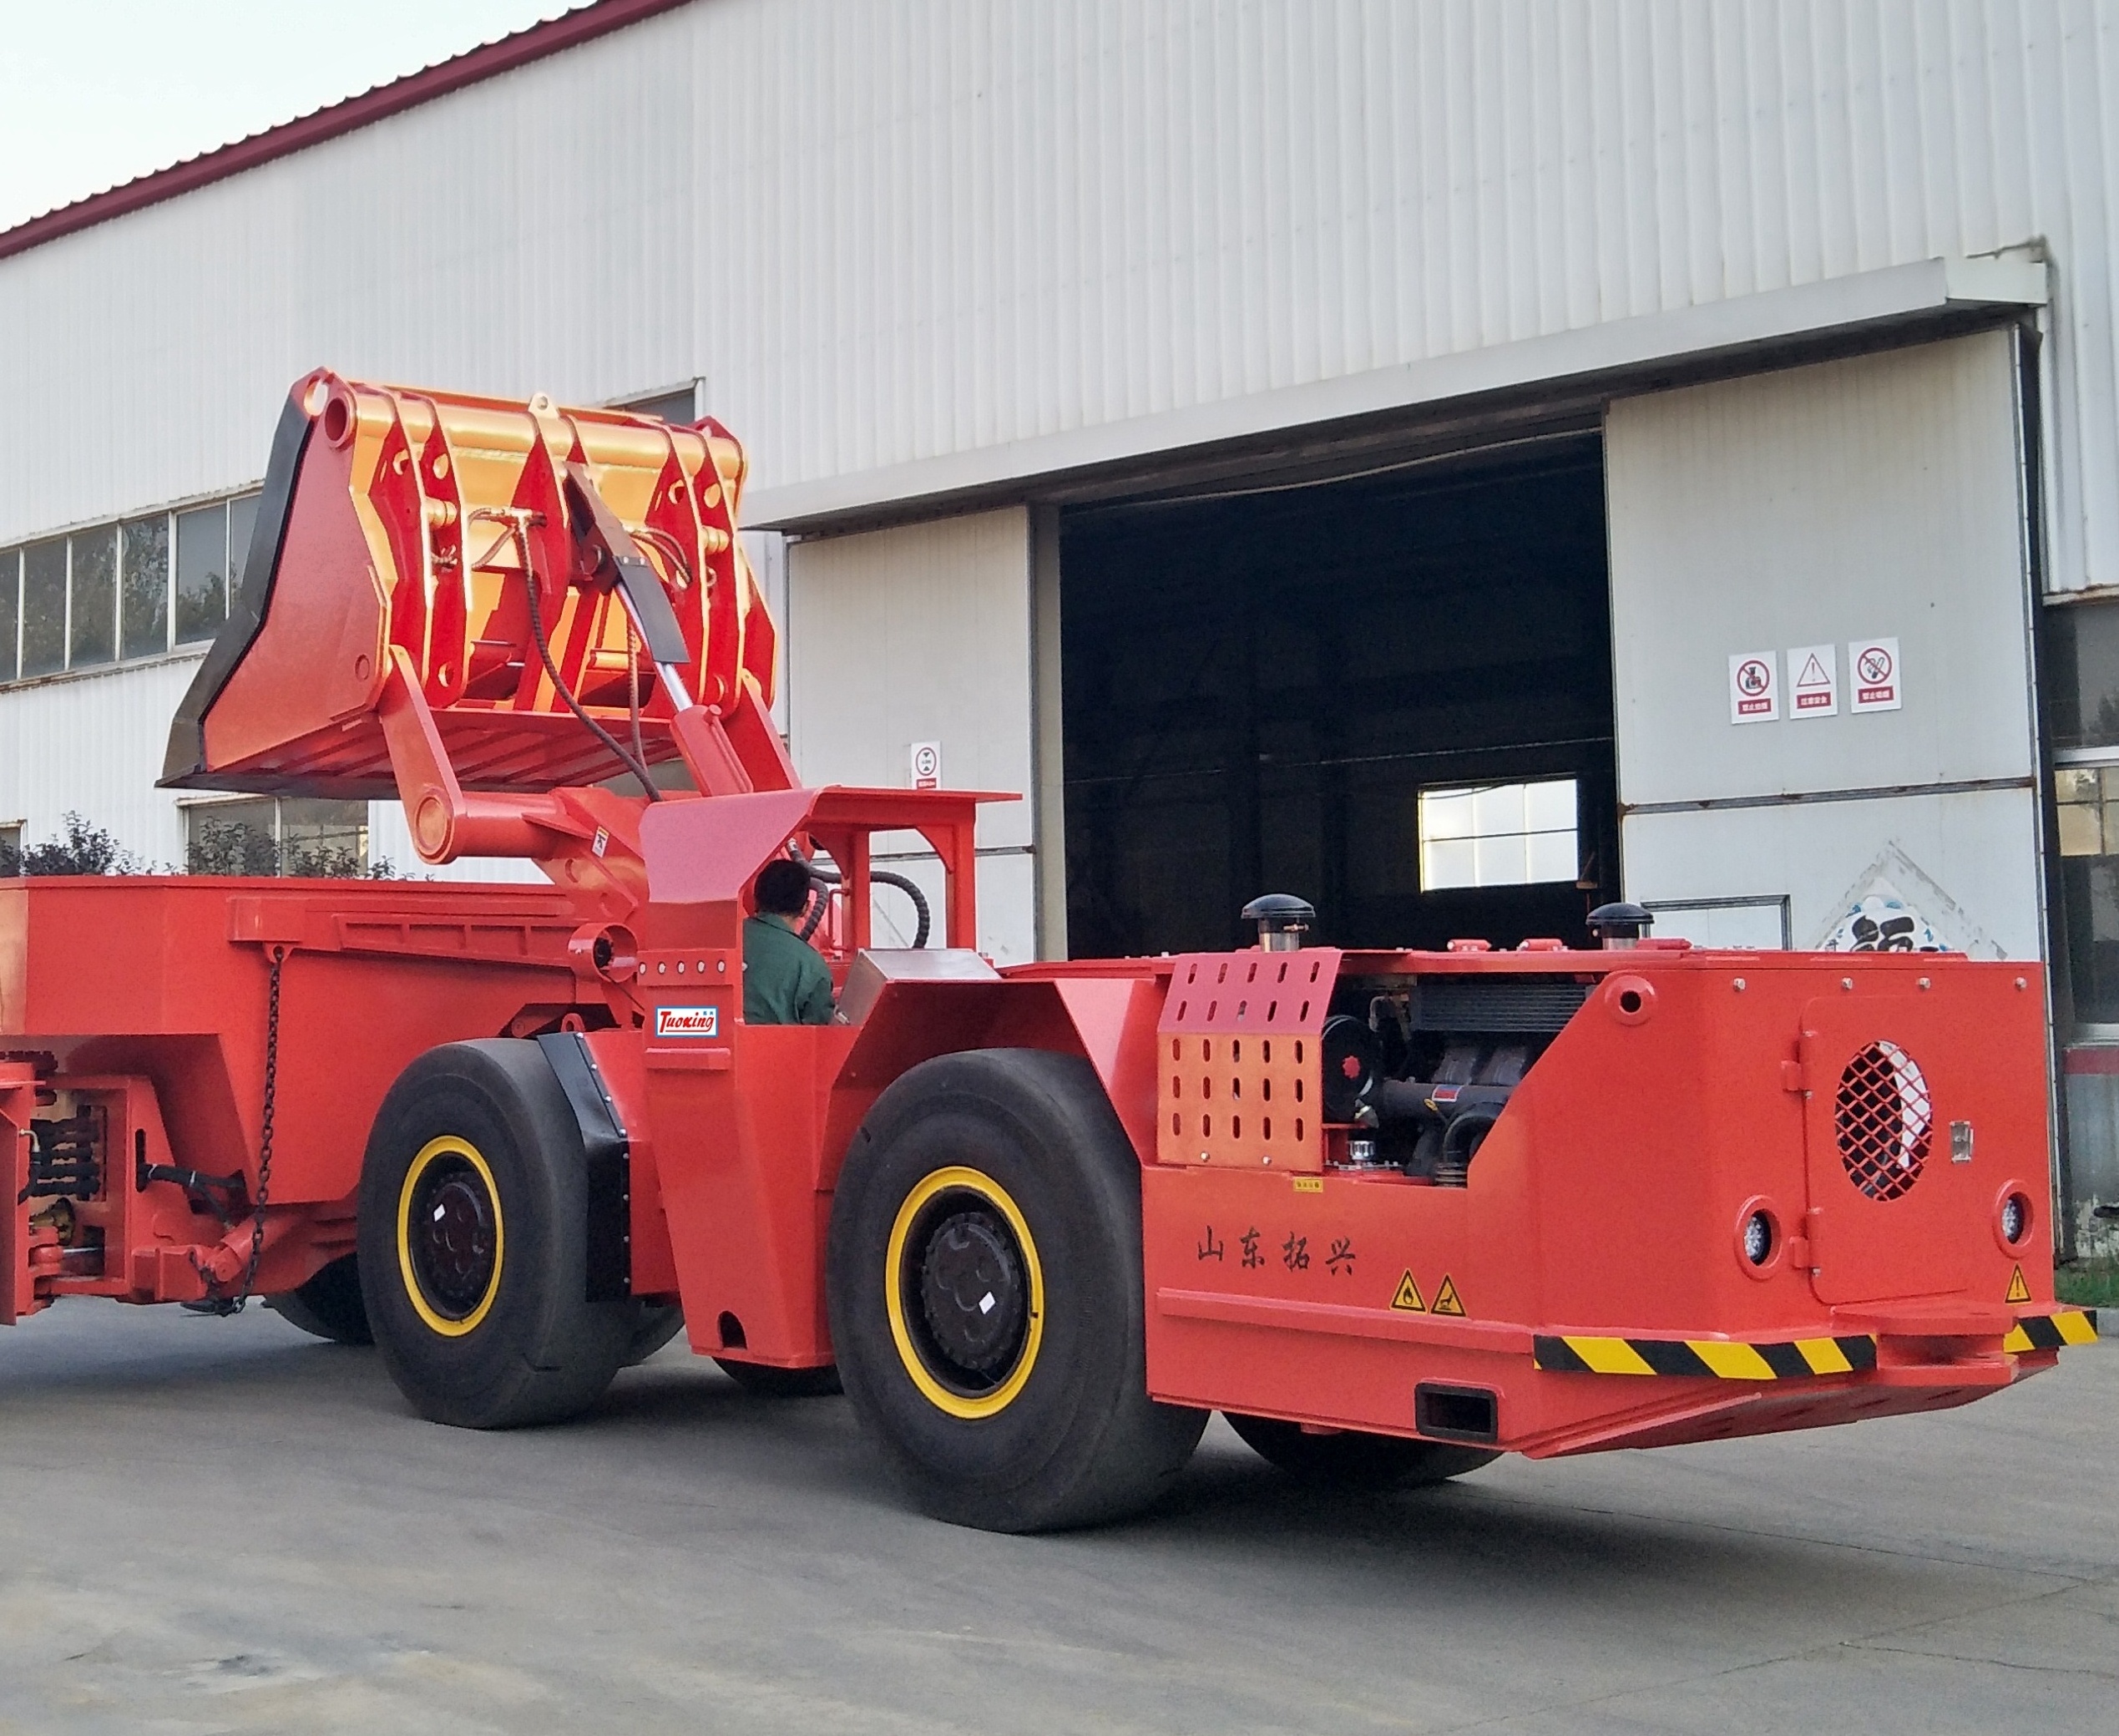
(536, 1032), (631, 1303)
(0, 1065), (39, 1324)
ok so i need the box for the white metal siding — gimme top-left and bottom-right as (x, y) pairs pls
(1611, 332), (2038, 805)
(2, 0), (2115, 590)
(786, 507), (1035, 963)
(0, 657), (202, 866)
(1606, 331), (2043, 959)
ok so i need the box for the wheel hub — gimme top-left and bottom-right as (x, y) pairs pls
(913, 1207), (1028, 1387)
(408, 1160), (497, 1318)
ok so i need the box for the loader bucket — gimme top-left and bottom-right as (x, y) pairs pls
(161, 370), (778, 799)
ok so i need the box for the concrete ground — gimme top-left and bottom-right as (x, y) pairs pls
(0, 1303), (2110, 1734)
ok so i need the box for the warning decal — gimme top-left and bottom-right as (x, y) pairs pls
(1788, 644), (1838, 717)
(1431, 1274), (1466, 1317)
(1848, 636), (1902, 712)
(1728, 651), (1780, 724)
(2005, 1263), (2032, 1304)
(2003, 1309), (2099, 1352)
(1391, 1270), (1426, 1313)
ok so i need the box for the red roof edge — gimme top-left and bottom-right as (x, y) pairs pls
(0, 0), (694, 265)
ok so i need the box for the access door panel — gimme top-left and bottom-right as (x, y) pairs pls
(1798, 983), (2046, 1306)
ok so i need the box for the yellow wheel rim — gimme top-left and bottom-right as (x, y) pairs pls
(397, 1135), (505, 1337)
(884, 1166), (1044, 1420)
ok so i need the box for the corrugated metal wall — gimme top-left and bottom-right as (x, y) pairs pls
(0, 657), (201, 863)
(785, 508), (1038, 962)
(3, 0), (2114, 582)
(3, 0), (2116, 854)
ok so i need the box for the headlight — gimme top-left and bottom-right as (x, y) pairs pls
(1743, 1210), (1774, 1266)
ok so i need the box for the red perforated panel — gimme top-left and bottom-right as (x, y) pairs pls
(1156, 949), (1337, 1172)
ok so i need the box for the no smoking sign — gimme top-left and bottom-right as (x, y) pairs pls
(1848, 637), (1901, 712)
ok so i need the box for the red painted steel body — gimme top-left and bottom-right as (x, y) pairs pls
(0, 371), (2086, 1467)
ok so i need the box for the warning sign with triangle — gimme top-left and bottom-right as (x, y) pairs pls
(1788, 642), (1838, 716)
(2005, 1263), (2031, 1304)
(1390, 1270), (1425, 1312)
(1431, 1274), (1466, 1317)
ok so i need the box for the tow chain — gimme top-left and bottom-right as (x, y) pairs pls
(186, 944), (285, 1315)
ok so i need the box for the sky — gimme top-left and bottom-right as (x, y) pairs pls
(0, 0), (586, 232)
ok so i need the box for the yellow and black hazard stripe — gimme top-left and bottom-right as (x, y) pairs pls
(2002, 1308), (2099, 1352)
(1533, 1334), (1878, 1379)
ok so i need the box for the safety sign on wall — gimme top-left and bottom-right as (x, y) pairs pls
(1788, 644), (1838, 717)
(1728, 638), (1902, 724)
(1848, 637), (1902, 712)
(1728, 652), (1779, 724)
(910, 741), (942, 789)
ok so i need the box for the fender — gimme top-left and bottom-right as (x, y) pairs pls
(821, 965), (1172, 1188)
(535, 1031), (632, 1303)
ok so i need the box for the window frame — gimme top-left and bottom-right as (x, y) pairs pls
(1416, 776), (1582, 893)
(180, 795), (371, 878)
(0, 483), (261, 689)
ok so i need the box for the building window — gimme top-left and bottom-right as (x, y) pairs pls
(2056, 767), (2119, 1026)
(1419, 778), (1579, 891)
(185, 797), (370, 877)
(120, 514), (170, 659)
(228, 493), (260, 603)
(175, 502), (230, 645)
(2046, 599), (2119, 751)
(20, 539), (68, 679)
(0, 549), (17, 683)
(1, 486), (262, 690)
(0, 822), (19, 875)
(68, 526), (117, 669)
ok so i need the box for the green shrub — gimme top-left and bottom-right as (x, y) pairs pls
(8, 813), (143, 876)
(2055, 1259), (2119, 1310)
(2, 813), (401, 879)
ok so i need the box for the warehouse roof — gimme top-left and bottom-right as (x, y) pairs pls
(0, 0), (690, 264)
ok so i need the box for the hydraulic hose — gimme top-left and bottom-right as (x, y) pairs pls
(794, 853), (932, 949)
(481, 509), (663, 800)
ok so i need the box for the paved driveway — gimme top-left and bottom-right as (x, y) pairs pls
(0, 1301), (2110, 1733)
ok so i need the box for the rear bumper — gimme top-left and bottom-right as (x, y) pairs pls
(1150, 1282), (2096, 1459)
(1515, 1308), (2096, 1455)
(1533, 1308), (2098, 1379)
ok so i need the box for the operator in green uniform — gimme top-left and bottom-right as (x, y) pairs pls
(743, 858), (836, 1025)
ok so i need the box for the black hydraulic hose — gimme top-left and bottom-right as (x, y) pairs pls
(490, 510), (663, 801)
(1441, 1109), (1499, 1169)
(793, 853), (932, 949)
(871, 872), (933, 949)
(626, 615), (649, 794)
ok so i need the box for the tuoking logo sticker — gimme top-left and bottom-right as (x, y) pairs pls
(655, 1006), (720, 1039)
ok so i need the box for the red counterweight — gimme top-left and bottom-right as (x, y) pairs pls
(0, 371), (2095, 1536)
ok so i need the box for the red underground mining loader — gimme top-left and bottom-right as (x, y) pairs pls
(0, 371), (2096, 1532)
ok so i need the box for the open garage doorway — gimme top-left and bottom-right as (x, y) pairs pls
(1060, 438), (1617, 958)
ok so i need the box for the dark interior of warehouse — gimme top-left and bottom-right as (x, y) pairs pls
(1060, 439), (1618, 957)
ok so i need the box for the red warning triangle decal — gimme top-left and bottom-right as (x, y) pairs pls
(2005, 1263), (2031, 1304)
(1391, 1270), (1425, 1312)
(1431, 1273), (1466, 1317)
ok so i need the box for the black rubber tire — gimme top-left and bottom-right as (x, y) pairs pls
(828, 1047), (1207, 1532)
(714, 1359), (844, 1397)
(625, 1304), (686, 1367)
(357, 1040), (635, 1429)
(265, 1253), (372, 1345)
(1226, 1413), (1499, 1488)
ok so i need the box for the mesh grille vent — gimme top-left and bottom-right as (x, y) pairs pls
(1835, 1040), (1932, 1201)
